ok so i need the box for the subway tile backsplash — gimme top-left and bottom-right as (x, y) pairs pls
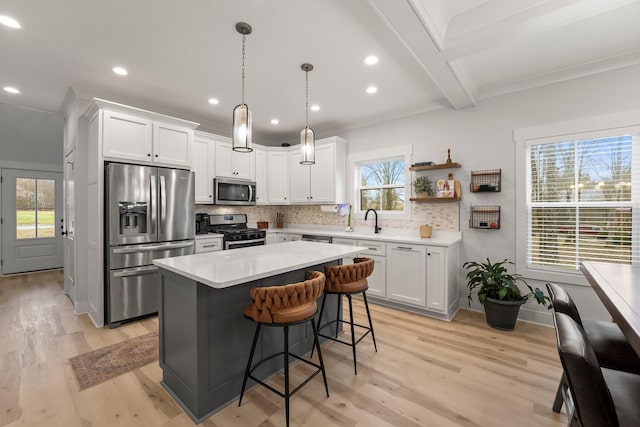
(196, 202), (459, 231)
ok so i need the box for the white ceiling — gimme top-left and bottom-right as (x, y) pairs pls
(1, 0), (639, 145)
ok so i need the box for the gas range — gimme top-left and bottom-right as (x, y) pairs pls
(205, 214), (266, 249)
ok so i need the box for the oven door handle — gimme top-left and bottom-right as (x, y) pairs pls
(112, 265), (159, 278)
(112, 241), (194, 254)
(226, 238), (265, 249)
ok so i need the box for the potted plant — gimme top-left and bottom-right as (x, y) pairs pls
(463, 258), (549, 330)
(412, 176), (433, 198)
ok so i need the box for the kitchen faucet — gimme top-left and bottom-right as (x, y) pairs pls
(364, 208), (381, 233)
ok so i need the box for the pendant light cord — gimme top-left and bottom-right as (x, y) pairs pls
(241, 34), (246, 105)
(305, 69), (309, 127)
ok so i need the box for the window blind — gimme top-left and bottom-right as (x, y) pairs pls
(526, 132), (639, 271)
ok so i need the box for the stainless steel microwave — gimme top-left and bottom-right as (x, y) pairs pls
(213, 178), (256, 205)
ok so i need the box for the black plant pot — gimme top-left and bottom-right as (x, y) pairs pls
(483, 298), (526, 331)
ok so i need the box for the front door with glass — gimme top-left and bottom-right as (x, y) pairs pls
(1, 168), (63, 274)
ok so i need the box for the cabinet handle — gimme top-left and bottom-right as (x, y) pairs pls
(155, 154), (158, 157)
(147, 153), (151, 157)
(202, 244), (218, 248)
(428, 252), (431, 256)
(394, 246), (414, 251)
(209, 195), (212, 198)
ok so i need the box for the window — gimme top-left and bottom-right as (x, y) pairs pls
(359, 159), (405, 211)
(349, 145), (412, 218)
(515, 114), (640, 284)
(16, 177), (56, 239)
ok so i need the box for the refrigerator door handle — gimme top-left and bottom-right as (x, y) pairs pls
(112, 265), (159, 278)
(150, 174), (157, 234)
(160, 175), (167, 232)
(112, 241), (194, 254)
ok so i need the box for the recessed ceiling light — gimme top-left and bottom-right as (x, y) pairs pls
(0, 15), (21, 29)
(310, 105), (320, 112)
(270, 118), (279, 125)
(363, 55), (378, 66)
(112, 66), (128, 76)
(366, 86), (378, 94)
(3, 86), (20, 94)
(208, 98), (220, 105)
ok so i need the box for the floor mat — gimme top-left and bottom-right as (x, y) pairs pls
(68, 332), (158, 391)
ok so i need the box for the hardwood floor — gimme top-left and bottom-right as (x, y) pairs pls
(0, 270), (567, 426)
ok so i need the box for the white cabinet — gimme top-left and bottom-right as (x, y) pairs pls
(268, 150), (289, 204)
(193, 133), (215, 204)
(275, 233), (302, 243)
(215, 139), (255, 180)
(103, 110), (153, 163)
(289, 137), (347, 204)
(153, 122), (192, 168)
(266, 234), (277, 245)
(195, 235), (223, 253)
(255, 147), (268, 204)
(102, 110), (193, 168)
(355, 240), (386, 298)
(386, 243), (426, 307)
(426, 244), (459, 314)
(333, 238), (386, 298)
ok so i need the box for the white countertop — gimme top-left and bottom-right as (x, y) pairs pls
(153, 240), (367, 289)
(265, 226), (461, 246)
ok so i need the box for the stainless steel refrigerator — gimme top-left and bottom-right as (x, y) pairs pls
(105, 163), (195, 327)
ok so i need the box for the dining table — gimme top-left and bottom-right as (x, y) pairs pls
(580, 261), (640, 357)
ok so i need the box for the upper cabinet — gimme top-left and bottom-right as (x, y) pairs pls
(193, 132), (216, 204)
(102, 109), (195, 168)
(254, 147), (268, 204)
(268, 150), (289, 204)
(289, 137), (347, 204)
(215, 139), (255, 180)
(102, 110), (153, 163)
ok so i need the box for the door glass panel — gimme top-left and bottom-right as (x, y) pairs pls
(15, 177), (55, 239)
(37, 179), (55, 237)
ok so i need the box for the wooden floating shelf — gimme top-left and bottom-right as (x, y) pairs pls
(410, 196), (461, 203)
(409, 162), (462, 171)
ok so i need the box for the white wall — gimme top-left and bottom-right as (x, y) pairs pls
(0, 103), (63, 165)
(342, 64), (640, 325)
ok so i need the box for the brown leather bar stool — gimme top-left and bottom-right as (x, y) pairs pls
(553, 312), (640, 426)
(313, 257), (377, 375)
(238, 271), (329, 427)
(546, 283), (640, 413)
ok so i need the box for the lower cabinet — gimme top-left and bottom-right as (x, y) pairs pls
(426, 244), (459, 314)
(386, 243), (426, 307)
(275, 233), (302, 243)
(333, 238), (386, 298)
(195, 235), (223, 253)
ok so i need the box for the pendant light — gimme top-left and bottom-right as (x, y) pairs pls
(300, 63), (315, 165)
(232, 22), (253, 153)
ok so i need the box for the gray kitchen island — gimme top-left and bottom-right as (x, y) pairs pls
(153, 241), (366, 423)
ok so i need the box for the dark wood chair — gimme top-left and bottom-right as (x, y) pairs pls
(553, 312), (640, 426)
(546, 283), (640, 413)
(239, 271), (329, 427)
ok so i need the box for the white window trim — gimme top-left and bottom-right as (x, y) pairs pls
(348, 145), (412, 220)
(514, 110), (640, 286)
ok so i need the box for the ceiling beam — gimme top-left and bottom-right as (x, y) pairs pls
(366, 0), (477, 109)
(443, 0), (638, 61)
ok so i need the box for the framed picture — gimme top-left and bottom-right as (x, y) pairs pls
(436, 179), (455, 198)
